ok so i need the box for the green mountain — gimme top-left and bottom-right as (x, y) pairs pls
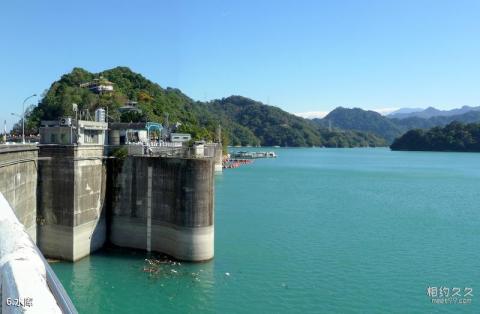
(390, 122), (480, 152)
(29, 67), (218, 140)
(312, 107), (480, 143)
(25, 67), (386, 148)
(204, 96), (387, 147)
(313, 107), (402, 143)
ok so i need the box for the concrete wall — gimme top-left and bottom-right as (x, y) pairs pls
(0, 146), (38, 242)
(109, 155), (215, 261)
(37, 145), (107, 262)
(205, 143), (223, 172)
(0, 192), (63, 314)
(214, 144), (223, 172)
(0, 144), (216, 263)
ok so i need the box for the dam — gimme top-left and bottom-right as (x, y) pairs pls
(35, 144), (217, 262)
(0, 122), (220, 311)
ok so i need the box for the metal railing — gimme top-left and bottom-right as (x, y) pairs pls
(126, 144), (216, 159)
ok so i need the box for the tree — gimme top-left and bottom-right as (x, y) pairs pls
(390, 122), (480, 152)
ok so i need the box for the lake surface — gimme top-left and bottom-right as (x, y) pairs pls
(51, 148), (480, 313)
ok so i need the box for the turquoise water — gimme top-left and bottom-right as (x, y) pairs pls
(51, 148), (480, 313)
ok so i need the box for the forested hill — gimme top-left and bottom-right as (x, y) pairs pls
(390, 122), (480, 152)
(313, 107), (402, 143)
(312, 107), (480, 144)
(203, 96), (386, 147)
(29, 67), (214, 139)
(24, 67), (386, 147)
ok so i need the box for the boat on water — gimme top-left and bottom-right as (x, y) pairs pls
(231, 151), (277, 159)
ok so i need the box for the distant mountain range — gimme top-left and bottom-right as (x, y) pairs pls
(312, 106), (480, 143)
(20, 66), (480, 148)
(313, 108), (402, 143)
(387, 105), (480, 119)
(387, 108), (423, 116)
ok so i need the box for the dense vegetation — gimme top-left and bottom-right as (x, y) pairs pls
(26, 67), (220, 141)
(314, 107), (402, 143)
(390, 122), (480, 152)
(313, 107), (480, 144)
(20, 67), (386, 148)
(203, 96), (386, 147)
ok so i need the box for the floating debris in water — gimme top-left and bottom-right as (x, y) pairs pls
(143, 266), (159, 274)
(142, 255), (183, 278)
(225, 272), (231, 276)
(140, 255), (205, 283)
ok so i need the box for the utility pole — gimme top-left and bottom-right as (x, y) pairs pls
(3, 120), (6, 143)
(72, 104), (78, 144)
(164, 112), (169, 141)
(21, 94), (37, 144)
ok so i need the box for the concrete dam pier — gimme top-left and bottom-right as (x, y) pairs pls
(37, 145), (107, 262)
(110, 156), (214, 261)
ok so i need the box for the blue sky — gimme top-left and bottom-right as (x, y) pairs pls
(1, 0), (480, 128)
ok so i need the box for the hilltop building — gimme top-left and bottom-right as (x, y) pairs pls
(119, 100), (141, 113)
(79, 77), (114, 94)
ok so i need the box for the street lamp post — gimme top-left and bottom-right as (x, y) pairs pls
(10, 113), (21, 142)
(20, 94), (37, 144)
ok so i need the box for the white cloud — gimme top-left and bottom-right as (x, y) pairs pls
(372, 107), (399, 115)
(294, 111), (329, 119)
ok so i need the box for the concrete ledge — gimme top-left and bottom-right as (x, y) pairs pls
(0, 193), (62, 313)
(0, 145), (38, 155)
(2, 259), (61, 314)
